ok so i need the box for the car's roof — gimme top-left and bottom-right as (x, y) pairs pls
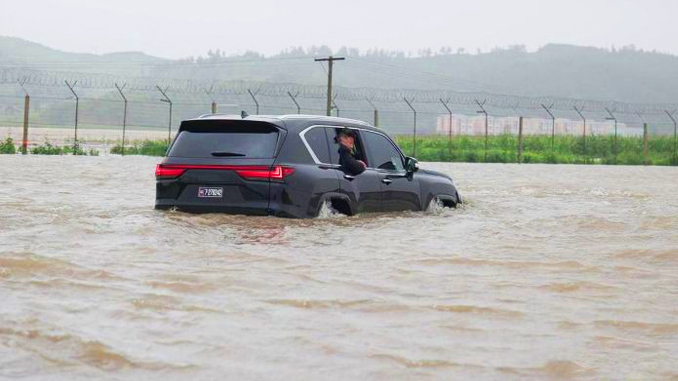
(184, 113), (382, 133)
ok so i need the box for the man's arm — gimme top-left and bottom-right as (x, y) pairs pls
(338, 145), (366, 175)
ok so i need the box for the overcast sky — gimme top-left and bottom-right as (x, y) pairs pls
(1, 0), (676, 59)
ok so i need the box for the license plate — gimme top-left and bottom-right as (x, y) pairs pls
(198, 187), (223, 198)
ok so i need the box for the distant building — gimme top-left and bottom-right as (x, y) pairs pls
(436, 114), (641, 136)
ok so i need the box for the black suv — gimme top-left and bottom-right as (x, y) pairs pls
(155, 114), (461, 218)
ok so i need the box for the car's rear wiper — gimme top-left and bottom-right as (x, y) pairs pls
(211, 151), (246, 157)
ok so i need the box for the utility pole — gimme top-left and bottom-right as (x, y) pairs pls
(542, 103), (555, 150)
(64, 80), (79, 154)
(574, 106), (586, 156)
(605, 108), (618, 163)
(115, 83), (128, 156)
(315, 56), (345, 116)
(156, 86), (172, 144)
(475, 99), (488, 161)
(440, 98), (453, 155)
(18, 79), (29, 154)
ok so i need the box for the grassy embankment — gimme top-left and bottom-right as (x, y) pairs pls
(394, 134), (678, 166)
(3, 135), (677, 166)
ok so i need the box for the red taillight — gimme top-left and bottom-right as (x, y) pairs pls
(235, 166), (294, 181)
(155, 164), (186, 179)
(155, 164), (293, 181)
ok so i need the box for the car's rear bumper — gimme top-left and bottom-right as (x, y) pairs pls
(154, 198), (311, 218)
(154, 199), (269, 216)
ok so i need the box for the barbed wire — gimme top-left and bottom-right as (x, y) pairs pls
(2, 67), (677, 116)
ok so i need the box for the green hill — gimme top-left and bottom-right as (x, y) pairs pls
(2, 36), (678, 104)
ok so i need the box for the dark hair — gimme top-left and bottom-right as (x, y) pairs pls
(337, 127), (356, 138)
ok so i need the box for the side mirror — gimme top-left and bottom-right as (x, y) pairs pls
(405, 157), (419, 173)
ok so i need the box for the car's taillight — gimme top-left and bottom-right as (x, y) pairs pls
(155, 164), (186, 179)
(155, 164), (293, 181)
(235, 166), (294, 181)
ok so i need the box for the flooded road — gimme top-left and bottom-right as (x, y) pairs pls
(1, 156), (677, 380)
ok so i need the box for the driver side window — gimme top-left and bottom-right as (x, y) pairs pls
(362, 132), (405, 172)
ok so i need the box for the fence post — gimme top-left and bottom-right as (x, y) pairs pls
(605, 108), (618, 163)
(288, 91), (301, 114)
(64, 80), (79, 154)
(17, 79), (30, 154)
(247, 89), (260, 114)
(366, 98), (378, 127)
(643, 123), (649, 165)
(517, 116), (524, 163)
(331, 94), (340, 117)
(115, 83), (128, 156)
(440, 98), (453, 156)
(22, 94), (30, 154)
(574, 106), (586, 156)
(156, 86), (172, 144)
(665, 110), (677, 164)
(205, 84), (217, 114)
(542, 103), (555, 151)
(475, 99), (488, 161)
(404, 97), (417, 157)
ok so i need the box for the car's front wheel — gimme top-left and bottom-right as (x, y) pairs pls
(426, 196), (446, 212)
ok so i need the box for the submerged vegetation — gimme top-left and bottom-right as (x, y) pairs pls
(110, 140), (168, 156)
(30, 141), (98, 156)
(0, 137), (16, 154)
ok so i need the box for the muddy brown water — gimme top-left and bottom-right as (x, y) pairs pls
(1, 156), (677, 380)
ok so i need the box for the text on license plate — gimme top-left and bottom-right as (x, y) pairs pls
(198, 187), (223, 198)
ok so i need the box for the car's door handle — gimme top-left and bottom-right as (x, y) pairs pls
(381, 178), (393, 184)
(344, 174), (356, 181)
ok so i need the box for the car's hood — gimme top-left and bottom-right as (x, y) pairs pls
(418, 169), (454, 183)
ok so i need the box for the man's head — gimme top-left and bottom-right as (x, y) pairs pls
(337, 128), (356, 149)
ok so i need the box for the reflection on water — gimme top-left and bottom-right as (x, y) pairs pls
(1, 156), (677, 380)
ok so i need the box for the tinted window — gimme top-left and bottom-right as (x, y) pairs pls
(303, 127), (331, 163)
(168, 122), (278, 158)
(363, 132), (404, 171)
(327, 128), (341, 165)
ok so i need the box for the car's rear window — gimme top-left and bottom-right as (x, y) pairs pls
(168, 121), (279, 158)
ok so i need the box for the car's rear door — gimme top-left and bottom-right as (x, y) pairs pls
(361, 130), (422, 212)
(156, 119), (284, 214)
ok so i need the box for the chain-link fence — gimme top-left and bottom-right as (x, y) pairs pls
(0, 71), (676, 164)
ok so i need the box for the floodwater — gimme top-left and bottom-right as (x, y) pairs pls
(1, 156), (677, 381)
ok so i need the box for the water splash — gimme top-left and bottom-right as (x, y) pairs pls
(316, 200), (346, 219)
(425, 196), (446, 214)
